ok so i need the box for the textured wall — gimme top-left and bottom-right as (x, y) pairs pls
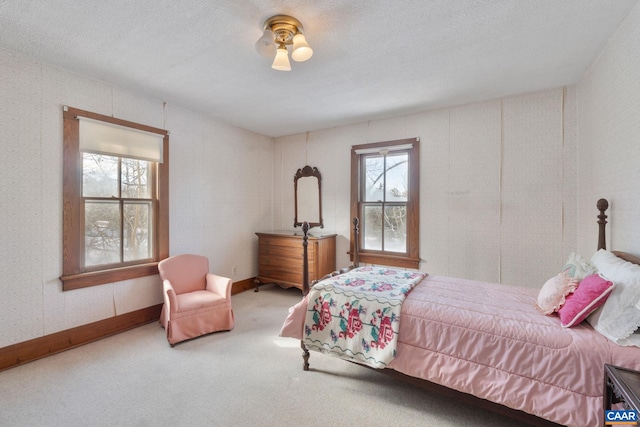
(576, 1), (640, 258)
(273, 87), (577, 289)
(0, 48), (273, 348)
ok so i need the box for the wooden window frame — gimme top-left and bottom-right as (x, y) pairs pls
(60, 106), (169, 291)
(350, 138), (420, 269)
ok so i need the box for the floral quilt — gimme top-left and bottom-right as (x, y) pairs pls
(303, 266), (427, 368)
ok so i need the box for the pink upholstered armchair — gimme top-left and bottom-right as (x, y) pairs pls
(158, 254), (234, 346)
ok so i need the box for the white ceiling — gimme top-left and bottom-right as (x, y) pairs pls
(0, 0), (637, 137)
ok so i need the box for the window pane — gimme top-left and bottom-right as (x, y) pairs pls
(384, 205), (407, 253)
(363, 156), (385, 202)
(385, 153), (408, 202)
(363, 205), (382, 250)
(85, 201), (120, 266)
(121, 158), (151, 199)
(124, 202), (152, 261)
(83, 153), (118, 197)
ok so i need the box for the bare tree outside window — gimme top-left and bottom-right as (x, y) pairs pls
(83, 153), (154, 267)
(362, 152), (408, 253)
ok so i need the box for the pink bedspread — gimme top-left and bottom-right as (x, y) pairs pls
(280, 274), (640, 427)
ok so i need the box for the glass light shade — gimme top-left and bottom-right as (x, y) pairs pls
(272, 46), (291, 71)
(291, 33), (313, 62)
(255, 29), (276, 58)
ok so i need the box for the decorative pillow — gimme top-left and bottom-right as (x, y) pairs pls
(562, 252), (596, 280)
(536, 270), (578, 315)
(558, 274), (614, 327)
(586, 249), (640, 345)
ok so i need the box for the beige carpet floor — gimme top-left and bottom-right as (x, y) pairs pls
(0, 284), (521, 427)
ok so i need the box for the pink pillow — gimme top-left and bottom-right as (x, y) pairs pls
(558, 274), (614, 327)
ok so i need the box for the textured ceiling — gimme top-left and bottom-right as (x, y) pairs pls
(0, 0), (637, 137)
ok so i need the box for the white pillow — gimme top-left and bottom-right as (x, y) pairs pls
(586, 249), (640, 345)
(535, 271), (578, 314)
(562, 252), (596, 280)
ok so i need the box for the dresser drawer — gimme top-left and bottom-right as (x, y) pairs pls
(259, 242), (316, 263)
(259, 256), (314, 272)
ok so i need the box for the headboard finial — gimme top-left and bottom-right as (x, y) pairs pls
(352, 217), (360, 267)
(597, 199), (609, 251)
(597, 198), (609, 212)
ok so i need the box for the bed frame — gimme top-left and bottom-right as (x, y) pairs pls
(297, 198), (638, 427)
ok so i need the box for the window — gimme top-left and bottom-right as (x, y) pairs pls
(350, 138), (419, 269)
(61, 107), (169, 291)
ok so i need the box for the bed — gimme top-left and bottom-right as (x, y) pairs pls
(279, 199), (640, 427)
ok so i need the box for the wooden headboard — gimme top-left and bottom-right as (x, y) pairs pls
(597, 198), (640, 265)
(302, 198), (640, 294)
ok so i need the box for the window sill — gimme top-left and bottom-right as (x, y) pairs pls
(60, 262), (159, 291)
(356, 252), (420, 270)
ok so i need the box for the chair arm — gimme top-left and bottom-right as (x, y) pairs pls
(163, 279), (179, 313)
(206, 274), (233, 300)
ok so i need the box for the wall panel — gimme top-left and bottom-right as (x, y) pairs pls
(576, 2), (640, 258)
(447, 100), (501, 283)
(501, 90), (565, 286)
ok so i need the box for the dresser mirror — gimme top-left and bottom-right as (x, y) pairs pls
(294, 165), (323, 228)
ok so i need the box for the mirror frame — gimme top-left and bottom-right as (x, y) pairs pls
(294, 165), (323, 228)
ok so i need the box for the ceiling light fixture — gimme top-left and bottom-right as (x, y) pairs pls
(255, 15), (313, 71)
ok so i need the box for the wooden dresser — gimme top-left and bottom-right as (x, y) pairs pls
(255, 231), (337, 291)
